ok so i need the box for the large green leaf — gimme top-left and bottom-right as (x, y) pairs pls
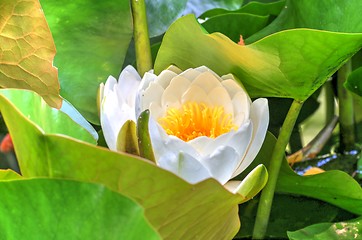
(0, 0), (61, 108)
(239, 133), (362, 215)
(39, 0), (133, 124)
(248, 0), (362, 42)
(145, 0), (188, 37)
(155, 15), (362, 101)
(0, 89), (96, 145)
(0, 88), (245, 240)
(200, 0), (285, 20)
(287, 216), (362, 240)
(0, 178), (160, 240)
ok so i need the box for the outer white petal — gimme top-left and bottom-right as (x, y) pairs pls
(203, 120), (253, 158)
(232, 98), (269, 177)
(148, 117), (201, 161)
(199, 146), (240, 184)
(232, 91), (252, 126)
(148, 118), (210, 183)
(117, 65), (142, 105)
(135, 72), (157, 117)
(101, 66), (141, 151)
(101, 90), (133, 150)
(158, 151), (212, 184)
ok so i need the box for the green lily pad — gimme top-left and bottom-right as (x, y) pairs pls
(0, 0), (61, 108)
(287, 216), (362, 240)
(0, 178), (160, 240)
(0, 89), (96, 145)
(248, 0), (362, 42)
(0, 88), (246, 240)
(155, 15), (362, 101)
(200, 0), (285, 19)
(145, 0), (188, 37)
(201, 13), (269, 43)
(39, 0), (133, 124)
(0, 169), (22, 180)
(344, 66), (362, 97)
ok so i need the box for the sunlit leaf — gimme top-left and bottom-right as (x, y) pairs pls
(155, 15), (362, 101)
(202, 13), (269, 42)
(288, 216), (362, 240)
(0, 0), (61, 108)
(0, 169), (22, 180)
(0, 178), (160, 240)
(40, 0), (133, 124)
(0, 88), (245, 240)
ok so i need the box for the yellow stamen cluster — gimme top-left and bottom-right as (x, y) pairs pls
(158, 102), (237, 142)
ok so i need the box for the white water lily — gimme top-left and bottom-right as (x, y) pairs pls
(100, 65), (269, 191)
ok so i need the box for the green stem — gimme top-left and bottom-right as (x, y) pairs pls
(131, 0), (152, 76)
(337, 60), (355, 151)
(324, 80), (335, 125)
(252, 100), (304, 239)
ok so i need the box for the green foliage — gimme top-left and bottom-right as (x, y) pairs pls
(0, 178), (160, 240)
(0, 0), (61, 108)
(236, 194), (355, 239)
(345, 66), (362, 97)
(247, 0), (362, 43)
(239, 133), (362, 215)
(288, 216), (362, 240)
(155, 15), (362, 101)
(0, 88), (249, 240)
(40, 0), (133, 124)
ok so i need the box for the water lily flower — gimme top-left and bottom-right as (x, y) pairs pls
(100, 65), (269, 191)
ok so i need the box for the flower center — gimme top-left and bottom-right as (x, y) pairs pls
(158, 102), (237, 142)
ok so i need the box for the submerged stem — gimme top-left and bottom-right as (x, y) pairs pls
(131, 0), (152, 76)
(337, 60), (355, 151)
(252, 100), (304, 239)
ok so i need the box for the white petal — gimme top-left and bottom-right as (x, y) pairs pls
(161, 75), (191, 109)
(190, 71), (222, 93)
(203, 120), (253, 158)
(103, 76), (117, 97)
(199, 146), (240, 184)
(117, 65), (141, 106)
(181, 85), (209, 104)
(141, 82), (164, 114)
(180, 68), (202, 80)
(207, 86), (233, 115)
(194, 66), (223, 81)
(232, 98), (269, 177)
(101, 91), (135, 150)
(155, 70), (178, 88)
(148, 117), (201, 160)
(157, 151), (212, 184)
(221, 79), (243, 98)
(135, 72), (157, 118)
(232, 91), (252, 126)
